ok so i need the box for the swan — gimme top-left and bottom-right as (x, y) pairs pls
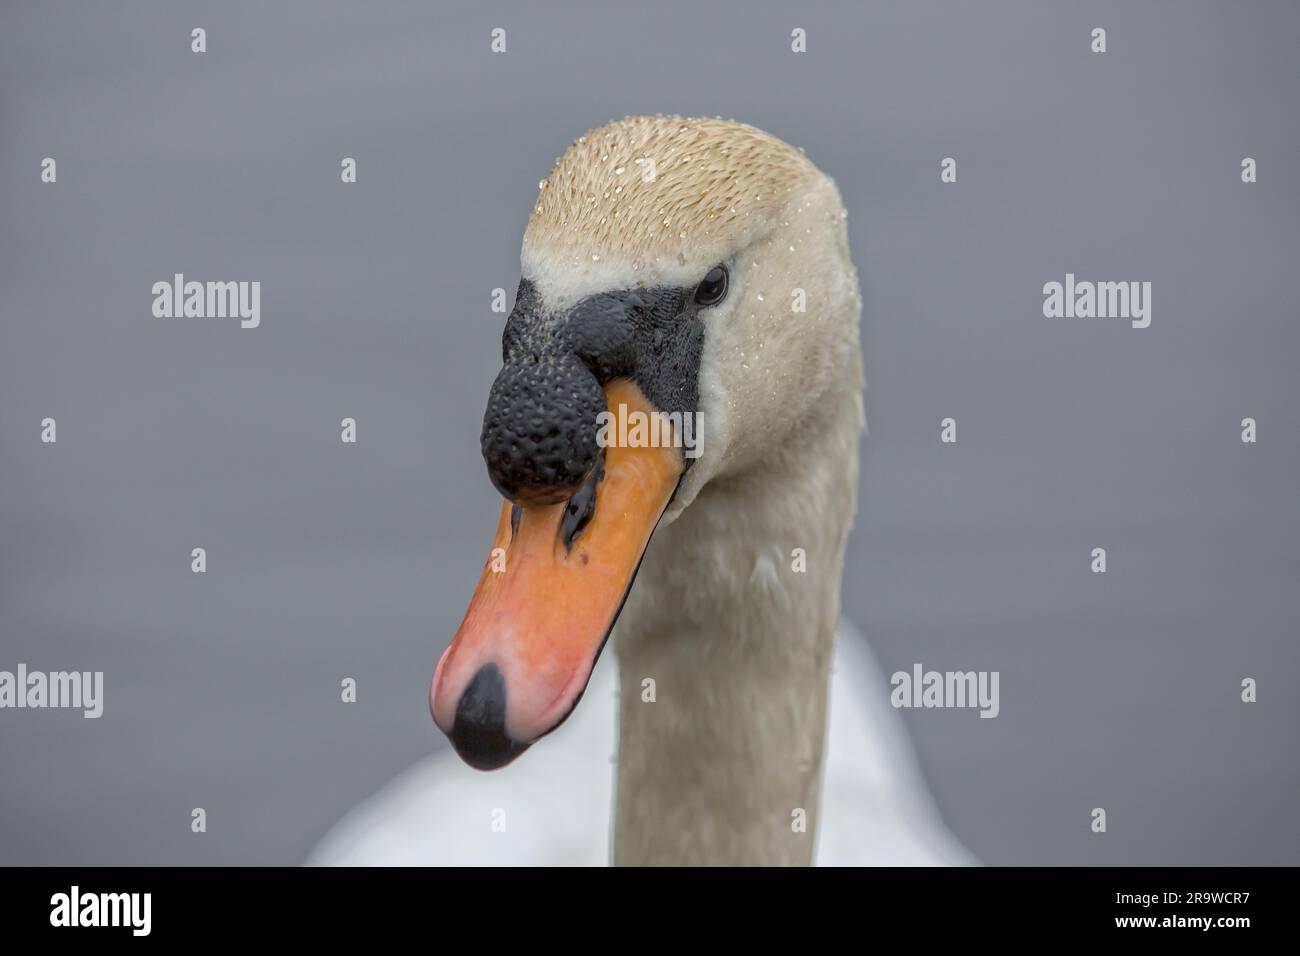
(309, 116), (973, 866)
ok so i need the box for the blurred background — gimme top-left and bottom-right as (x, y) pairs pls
(1, 0), (1297, 865)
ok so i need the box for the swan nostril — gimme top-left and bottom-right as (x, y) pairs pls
(560, 450), (604, 551)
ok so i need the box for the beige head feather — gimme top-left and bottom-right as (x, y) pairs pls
(522, 115), (822, 306)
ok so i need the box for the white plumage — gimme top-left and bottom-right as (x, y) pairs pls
(309, 621), (972, 866)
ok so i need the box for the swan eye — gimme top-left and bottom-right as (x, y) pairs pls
(693, 265), (728, 307)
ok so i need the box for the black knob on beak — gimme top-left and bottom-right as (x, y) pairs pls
(480, 352), (605, 506)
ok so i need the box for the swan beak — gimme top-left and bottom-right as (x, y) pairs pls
(430, 379), (684, 770)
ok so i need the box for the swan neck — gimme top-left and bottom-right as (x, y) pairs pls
(611, 392), (860, 865)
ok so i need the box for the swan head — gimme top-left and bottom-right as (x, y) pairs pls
(431, 116), (862, 770)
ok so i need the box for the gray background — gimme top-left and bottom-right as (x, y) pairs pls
(1, 0), (1296, 865)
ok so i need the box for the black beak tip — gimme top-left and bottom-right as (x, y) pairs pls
(448, 662), (531, 771)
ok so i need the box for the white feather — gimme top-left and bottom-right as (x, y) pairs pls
(307, 620), (973, 866)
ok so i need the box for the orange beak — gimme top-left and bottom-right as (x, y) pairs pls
(429, 379), (684, 769)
